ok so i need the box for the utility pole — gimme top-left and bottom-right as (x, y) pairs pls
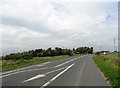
(114, 38), (116, 52)
(100, 45), (102, 52)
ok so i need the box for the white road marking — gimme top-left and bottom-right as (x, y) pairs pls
(44, 67), (66, 75)
(0, 71), (25, 78)
(1, 56), (82, 78)
(54, 55), (85, 68)
(0, 67), (48, 78)
(2, 70), (16, 75)
(41, 63), (75, 88)
(27, 67), (49, 72)
(23, 74), (46, 83)
(22, 66), (66, 83)
(54, 58), (77, 68)
(41, 62), (50, 65)
(2, 62), (50, 75)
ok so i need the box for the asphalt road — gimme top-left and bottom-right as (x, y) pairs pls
(1, 55), (111, 88)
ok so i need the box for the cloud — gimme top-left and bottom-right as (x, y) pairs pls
(1, 0), (118, 55)
(1, 24), (50, 55)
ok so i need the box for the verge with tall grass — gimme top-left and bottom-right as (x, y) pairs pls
(93, 52), (119, 88)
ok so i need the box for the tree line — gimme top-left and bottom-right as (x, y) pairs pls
(3, 47), (93, 60)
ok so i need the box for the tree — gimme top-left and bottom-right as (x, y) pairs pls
(33, 49), (43, 57)
(46, 48), (52, 56)
(87, 47), (93, 54)
(3, 46), (94, 60)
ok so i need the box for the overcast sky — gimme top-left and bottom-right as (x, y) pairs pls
(0, 0), (119, 55)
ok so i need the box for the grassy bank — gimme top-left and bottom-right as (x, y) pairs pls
(0, 54), (80, 71)
(93, 52), (119, 88)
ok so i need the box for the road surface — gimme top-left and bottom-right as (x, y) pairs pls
(1, 55), (111, 88)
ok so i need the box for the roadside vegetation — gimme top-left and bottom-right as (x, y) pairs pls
(93, 52), (119, 88)
(1, 47), (93, 71)
(1, 55), (78, 71)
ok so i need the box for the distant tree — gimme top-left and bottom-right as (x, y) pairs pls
(4, 53), (22, 60)
(3, 46), (94, 60)
(55, 47), (61, 55)
(45, 48), (52, 56)
(22, 53), (33, 59)
(73, 48), (76, 54)
(33, 49), (43, 57)
(87, 47), (93, 54)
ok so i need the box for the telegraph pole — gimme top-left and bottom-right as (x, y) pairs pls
(100, 45), (102, 52)
(114, 38), (116, 52)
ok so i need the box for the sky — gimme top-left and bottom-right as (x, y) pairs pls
(0, 0), (119, 55)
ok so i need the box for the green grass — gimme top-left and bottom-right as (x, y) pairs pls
(0, 54), (80, 71)
(93, 52), (119, 88)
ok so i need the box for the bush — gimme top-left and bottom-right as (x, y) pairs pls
(4, 53), (33, 60)
(22, 53), (33, 59)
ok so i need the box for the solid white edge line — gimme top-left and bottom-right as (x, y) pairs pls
(40, 63), (75, 88)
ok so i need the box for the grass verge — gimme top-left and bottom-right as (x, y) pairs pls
(0, 54), (80, 71)
(93, 53), (119, 88)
